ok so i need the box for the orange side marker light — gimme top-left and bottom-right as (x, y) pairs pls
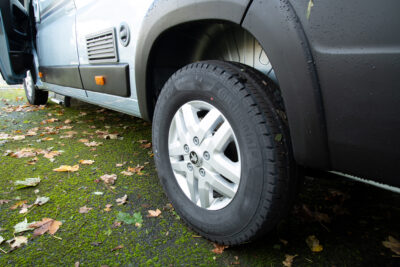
(38, 72), (43, 78)
(95, 76), (106, 86)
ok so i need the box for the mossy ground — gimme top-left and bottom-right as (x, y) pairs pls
(0, 89), (399, 266)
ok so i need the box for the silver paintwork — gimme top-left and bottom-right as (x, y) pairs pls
(168, 101), (241, 210)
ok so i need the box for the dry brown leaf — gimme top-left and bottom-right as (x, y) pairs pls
(141, 143), (152, 149)
(84, 141), (103, 147)
(147, 209), (162, 218)
(382, 236), (400, 255)
(13, 135), (26, 141)
(116, 194), (128, 205)
(7, 236), (28, 250)
(79, 206), (92, 214)
(111, 245), (124, 251)
(137, 140), (148, 144)
(100, 174), (117, 185)
(27, 157), (39, 165)
(78, 139), (89, 143)
(104, 204), (113, 212)
(306, 235), (323, 252)
(10, 200), (27, 210)
(282, 254), (298, 267)
(53, 165), (80, 172)
(43, 151), (61, 159)
(0, 200), (10, 205)
(64, 119), (72, 124)
(10, 148), (36, 158)
(212, 243), (229, 254)
(79, 160), (95, 165)
(120, 171), (133, 176)
(26, 130), (37, 136)
(29, 218), (62, 236)
(41, 137), (54, 141)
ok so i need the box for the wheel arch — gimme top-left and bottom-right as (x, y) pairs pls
(135, 0), (331, 169)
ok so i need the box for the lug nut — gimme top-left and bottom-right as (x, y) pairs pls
(203, 151), (210, 160)
(184, 144), (189, 153)
(187, 163), (193, 171)
(199, 168), (206, 177)
(193, 137), (199, 146)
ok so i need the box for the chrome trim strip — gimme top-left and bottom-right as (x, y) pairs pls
(330, 171), (400, 194)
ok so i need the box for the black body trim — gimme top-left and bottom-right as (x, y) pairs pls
(241, 0), (330, 169)
(39, 65), (83, 89)
(39, 64), (130, 97)
(79, 64), (130, 97)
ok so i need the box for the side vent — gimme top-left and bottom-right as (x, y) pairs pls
(86, 28), (118, 64)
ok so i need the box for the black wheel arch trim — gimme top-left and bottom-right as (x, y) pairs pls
(135, 0), (331, 169)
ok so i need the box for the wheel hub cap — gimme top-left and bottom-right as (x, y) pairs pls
(168, 100), (241, 210)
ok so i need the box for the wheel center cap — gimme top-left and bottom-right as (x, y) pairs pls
(189, 151), (201, 166)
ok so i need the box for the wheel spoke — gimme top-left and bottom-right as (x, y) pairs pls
(197, 109), (222, 142)
(210, 122), (233, 152)
(208, 155), (240, 184)
(182, 104), (199, 136)
(207, 172), (236, 199)
(173, 110), (189, 144)
(169, 141), (185, 157)
(170, 160), (187, 173)
(198, 180), (212, 208)
(186, 171), (197, 203)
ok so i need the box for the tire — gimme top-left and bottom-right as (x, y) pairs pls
(152, 60), (299, 245)
(23, 70), (48, 105)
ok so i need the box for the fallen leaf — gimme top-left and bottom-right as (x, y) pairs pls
(29, 218), (62, 236)
(382, 236), (400, 255)
(10, 200), (28, 210)
(212, 243), (229, 254)
(147, 209), (162, 218)
(78, 139), (89, 143)
(282, 254), (298, 267)
(53, 165), (79, 172)
(140, 143), (152, 149)
(9, 148), (36, 158)
(120, 171), (133, 176)
(64, 119), (72, 124)
(0, 200), (10, 205)
(79, 206), (93, 214)
(116, 194), (128, 205)
(100, 174), (117, 185)
(19, 203), (33, 214)
(7, 236), (28, 250)
(27, 157), (39, 165)
(79, 160), (95, 165)
(306, 235), (323, 252)
(13, 135), (25, 141)
(14, 177), (41, 188)
(43, 151), (62, 159)
(41, 137), (54, 141)
(84, 141), (102, 147)
(104, 204), (113, 212)
(137, 140), (148, 144)
(14, 218), (36, 233)
(34, 196), (49, 206)
(111, 245), (124, 251)
(0, 235), (4, 244)
(93, 191), (104, 195)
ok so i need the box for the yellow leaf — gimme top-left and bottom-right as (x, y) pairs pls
(147, 209), (162, 218)
(53, 165), (80, 172)
(306, 235), (323, 252)
(79, 160), (95, 165)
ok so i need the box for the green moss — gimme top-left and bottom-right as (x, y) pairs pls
(0, 89), (399, 266)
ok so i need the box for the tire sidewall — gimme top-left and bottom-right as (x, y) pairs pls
(153, 67), (271, 239)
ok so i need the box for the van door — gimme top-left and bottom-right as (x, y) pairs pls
(35, 0), (83, 90)
(0, 0), (34, 85)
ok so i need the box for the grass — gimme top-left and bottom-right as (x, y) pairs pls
(0, 89), (399, 266)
